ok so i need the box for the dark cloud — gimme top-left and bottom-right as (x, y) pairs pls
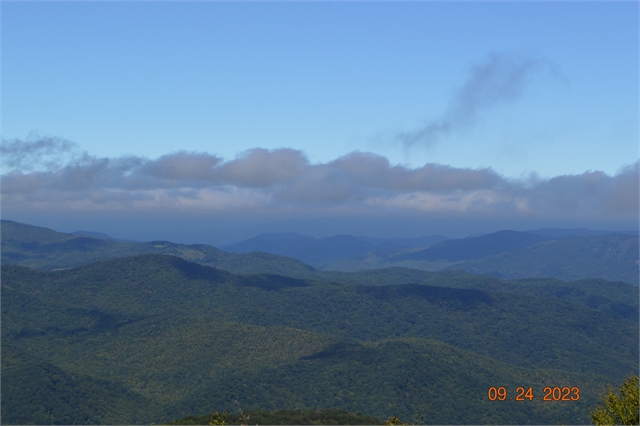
(215, 148), (307, 187)
(142, 151), (222, 181)
(1, 136), (636, 222)
(397, 51), (563, 148)
(274, 152), (504, 204)
(527, 162), (639, 218)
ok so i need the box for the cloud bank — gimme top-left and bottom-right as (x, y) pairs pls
(1, 136), (637, 224)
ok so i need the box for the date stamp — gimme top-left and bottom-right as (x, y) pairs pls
(487, 386), (580, 401)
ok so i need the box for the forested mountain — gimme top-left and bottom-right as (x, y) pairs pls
(208, 226), (640, 284)
(2, 253), (638, 424)
(224, 232), (449, 266)
(1, 220), (316, 276)
(391, 230), (553, 261)
(443, 233), (639, 284)
(3, 220), (637, 284)
(71, 230), (135, 242)
(526, 227), (639, 238)
(2, 220), (638, 423)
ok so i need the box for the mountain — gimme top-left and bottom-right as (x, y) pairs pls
(225, 229), (638, 285)
(1, 220), (316, 276)
(1, 345), (151, 425)
(71, 230), (138, 242)
(314, 268), (639, 321)
(3, 220), (638, 284)
(224, 233), (448, 267)
(5, 220), (638, 284)
(445, 233), (639, 285)
(357, 235), (450, 248)
(392, 230), (553, 262)
(382, 231), (639, 285)
(2, 254), (637, 424)
(526, 227), (639, 239)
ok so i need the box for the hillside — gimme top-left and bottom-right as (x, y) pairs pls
(224, 232), (448, 267)
(392, 230), (553, 262)
(445, 233), (639, 285)
(315, 268), (639, 321)
(1, 220), (316, 276)
(526, 227), (639, 238)
(2, 254), (637, 424)
(2, 346), (151, 425)
(3, 220), (637, 284)
(373, 232), (639, 285)
(224, 227), (639, 284)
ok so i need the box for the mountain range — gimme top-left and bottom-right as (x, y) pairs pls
(1, 220), (638, 424)
(225, 229), (639, 285)
(3, 220), (637, 285)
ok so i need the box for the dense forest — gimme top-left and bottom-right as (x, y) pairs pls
(1, 221), (638, 424)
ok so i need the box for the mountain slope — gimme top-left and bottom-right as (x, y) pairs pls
(2, 255), (637, 424)
(1, 220), (316, 276)
(225, 233), (400, 266)
(526, 228), (639, 238)
(1, 345), (152, 425)
(3, 255), (636, 378)
(393, 230), (552, 262)
(224, 233), (449, 267)
(166, 337), (610, 425)
(4, 220), (637, 284)
(314, 268), (639, 321)
(445, 233), (639, 285)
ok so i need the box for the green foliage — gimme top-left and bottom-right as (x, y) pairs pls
(2, 252), (638, 424)
(4, 219), (638, 284)
(1, 345), (151, 424)
(1, 220), (316, 275)
(590, 375), (639, 425)
(395, 230), (552, 262)
(3, 254), (637, 379)
(383, 416), (411, 425)
(315, 268), (639, 322)
(209, 411), (229, 425)
(316, 233), (640, 285)
(444, 234), (639, 285)
(167, 408), (380, 425)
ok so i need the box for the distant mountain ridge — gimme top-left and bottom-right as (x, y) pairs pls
(225, 228), (639, 284)
(224, 232), (450, 266)
(445, 233), (639, 284)
(2, 220), (638, 284)
(71, 230), (138, 242)
(391, 230), (552, 262)
(0, 220), (316, 276)
(526, 227), (639, 238)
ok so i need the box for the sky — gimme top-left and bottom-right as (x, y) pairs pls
(1, 1), (638, 244)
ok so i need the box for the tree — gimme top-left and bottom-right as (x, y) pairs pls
(208, 410), (228, 425)
(383, 416), (411, 425)
(590, 375), (639, 425)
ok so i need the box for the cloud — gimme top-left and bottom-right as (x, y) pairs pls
(526, 162), (640, 217)
(1, 136), (637, 222)
(215, 148), (307, 187)
(274, 152), (504, 204)
(397, 51), (564, 148)
(143, 151), (222, 181)
(1, 135), (80, 172)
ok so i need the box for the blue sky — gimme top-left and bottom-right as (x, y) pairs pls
(2, 2), (638, 242)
